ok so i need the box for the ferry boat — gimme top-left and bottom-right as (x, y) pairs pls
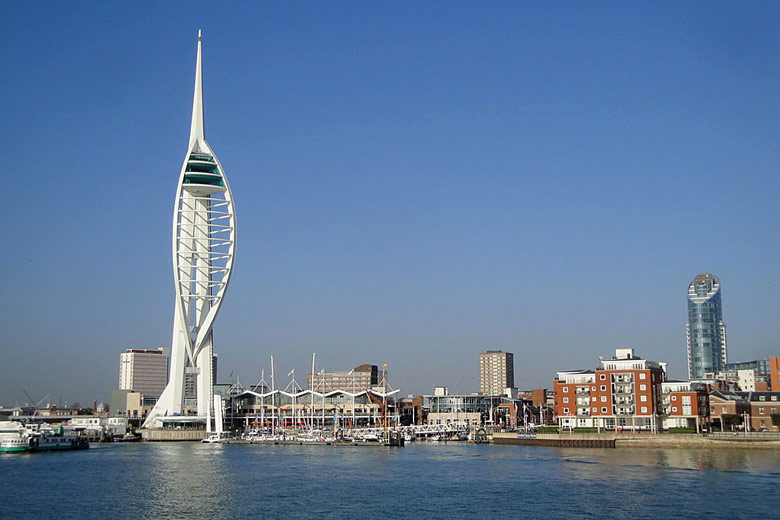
(0, 422), (30, 452)
(0, 423), (89, 453)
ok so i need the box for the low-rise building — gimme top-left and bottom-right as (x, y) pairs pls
(70, 416), (128, 437)
(660, 380), (709, 431)
(416, 392), (530, 428)
(740, 391), (780, 432)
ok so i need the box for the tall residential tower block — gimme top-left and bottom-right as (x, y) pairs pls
(479, 350), (514, 396)
(686, 273), (727, 380)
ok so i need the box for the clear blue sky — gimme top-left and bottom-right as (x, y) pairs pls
(2, 2), (779, 406)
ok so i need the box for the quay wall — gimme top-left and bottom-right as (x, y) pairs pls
(492, 432), (780, 450)
(140, 429), (208, 442)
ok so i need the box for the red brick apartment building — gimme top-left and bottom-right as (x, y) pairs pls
(709, 390), (780, 432)
(554, 348), (668, 431)
(771, 358), (780, 392)
(661, 380), (709, 431)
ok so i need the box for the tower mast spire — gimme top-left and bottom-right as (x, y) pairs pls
(189, 29), (205, 144)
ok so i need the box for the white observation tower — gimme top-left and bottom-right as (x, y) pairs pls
(144, 31), (236, 428)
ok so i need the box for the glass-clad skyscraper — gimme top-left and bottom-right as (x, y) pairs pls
(686, 273), (727, 379)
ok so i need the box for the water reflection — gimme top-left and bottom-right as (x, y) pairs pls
(3, 443), (779, 519)
(555, 447), (780, 473)
(146, 443), (235, 518)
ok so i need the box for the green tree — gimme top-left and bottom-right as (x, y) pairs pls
(721, 414), (743, 431)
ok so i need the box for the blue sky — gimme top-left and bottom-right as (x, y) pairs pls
(2, 2), (779, 406)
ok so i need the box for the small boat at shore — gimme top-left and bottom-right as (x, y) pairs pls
(201, 433), (229, 444)
(113, 432), (141, 442)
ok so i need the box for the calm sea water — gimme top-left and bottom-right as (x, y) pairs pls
(2, 442), (779, 519)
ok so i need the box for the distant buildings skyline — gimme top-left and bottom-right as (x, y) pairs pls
(686, 273), (728, 379)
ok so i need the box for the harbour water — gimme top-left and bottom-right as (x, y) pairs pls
(2, 443), (779, 519)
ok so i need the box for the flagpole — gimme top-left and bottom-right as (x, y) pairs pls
(271, 355), (276, 436)
(310, 353), (315, 432)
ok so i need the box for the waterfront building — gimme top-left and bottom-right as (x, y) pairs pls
(143, 31), (236, 428)
(479, 350), (515, 396)
(686, 273), (728, 379)
(230, 387), (399, 430)
(553, 348), (668, 431)
(70, 416), (128, 437)
(706, 390), (780, 432)
(659, 381), (709, 431)
(738, 391), (780, 432)
(307, 364), (381, 393)
(118, 348), (169, 398)
(411, 390), (531, 428)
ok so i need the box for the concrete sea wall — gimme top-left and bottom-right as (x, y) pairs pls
(492, 432), (780, 450)
(140, 429), (208, 442)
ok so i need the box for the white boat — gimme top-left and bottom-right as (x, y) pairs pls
(1, 423), (88, 453)
(0, 422), (30, 453)
(201, 433), (228, 444)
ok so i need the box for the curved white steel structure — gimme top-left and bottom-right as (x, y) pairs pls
(144, 31), (236, 428)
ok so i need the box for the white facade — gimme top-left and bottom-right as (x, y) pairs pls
(144, 31), (236, 428)
(119, 348), (169, 397)
(70, 416), (128, 436)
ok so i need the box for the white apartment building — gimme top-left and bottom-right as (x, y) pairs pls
(119, 348), (170, 398)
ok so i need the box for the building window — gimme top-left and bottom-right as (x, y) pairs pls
(600, 374), (606, 380)
(641, 407), (647, 413)
(639, 373), (646, 380)
(592, 407), (597, 412)
(671, 395), (677, 401)
(563, 387), (568, 393)
(563, 397), (569, 404)
(592, 386), (596, 391)
(601, 396), (607, 402)
(759, 408), (765, 414)
(672, 407), (678, 412)
(592, 397), (596, 402)
(640, 395), (647, 402)
(639, 384), (646, 391)
(600, 385), (606, 391)
(563, 408), (569, 414)
(601, 407), (608, 413)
